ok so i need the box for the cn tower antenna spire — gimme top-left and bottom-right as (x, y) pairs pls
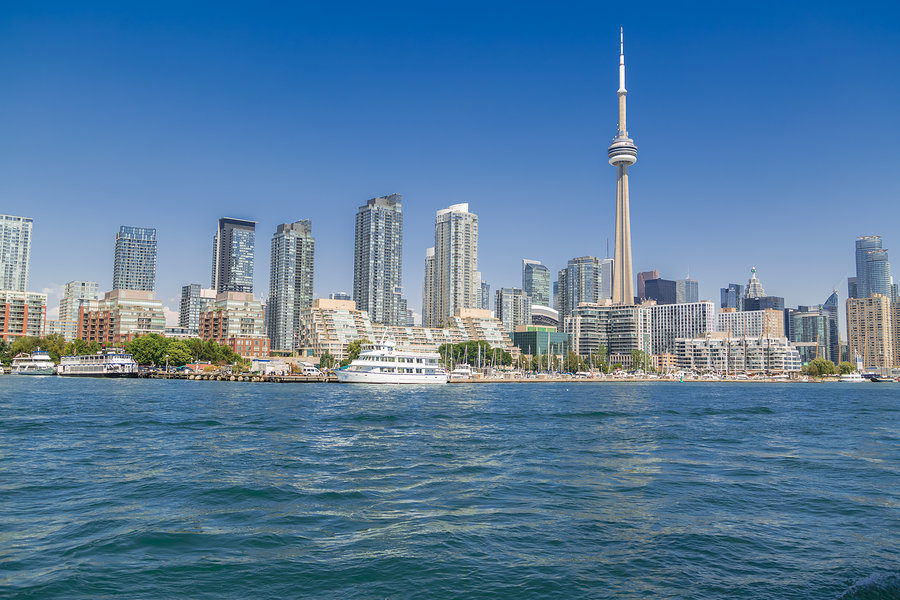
(619, 27), (625, 93)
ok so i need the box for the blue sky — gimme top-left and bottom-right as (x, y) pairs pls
(2, 1), (898, 323)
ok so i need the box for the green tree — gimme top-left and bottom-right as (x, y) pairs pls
(345, 338), (371, 363)
(564, 351), (585, 373)
(802, 358), (837, 377)
(165, 340), (194, 367)
(838, 361), (855, 375)
(125, 334), (169, 366)
(631, 349), (652, 372)
(319, 350), (335, 369)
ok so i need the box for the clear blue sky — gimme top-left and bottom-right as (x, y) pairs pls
(2, 1), (898, 323)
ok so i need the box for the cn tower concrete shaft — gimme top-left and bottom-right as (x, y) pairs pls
(608, 28), (637, 306)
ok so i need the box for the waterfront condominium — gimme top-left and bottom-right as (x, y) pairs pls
(212, 217), (256, 294)
(179, 284), (217, 332)
(522, 260), (551, 307)
(112, 226), (157, 291)
(0, 214), (33, 292)
(58, 280), (100, 340)
(556, 256), (601, 325)
(353, 194), (402, 326)
(267, 220), (315, 351)
(495, 287), (531, 334)
(429, 203), (478, 327)
(846, 294), (895, 371)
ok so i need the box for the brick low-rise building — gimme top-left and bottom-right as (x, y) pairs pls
(0, 290), (46, 343)
(79, 289), (165, 346)
(200, 291), (269, 359)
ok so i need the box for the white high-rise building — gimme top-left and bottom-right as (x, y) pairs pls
(353, 194), (403, 325)
(267, 220), (315, 351)
(0, 215), (33, 292)
(430, 204), (478, 327)
(646, 301), (716, 355)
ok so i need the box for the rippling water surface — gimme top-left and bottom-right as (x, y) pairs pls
(1, 378), (897, 598)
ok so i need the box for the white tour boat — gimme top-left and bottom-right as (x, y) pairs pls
(336, 341), (447, 384)
(57, 349), (139, 377)
(839, 372), (865, 383)
(11, 350), (56, 375)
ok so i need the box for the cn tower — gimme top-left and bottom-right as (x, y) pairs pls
(608, 28), (637, 305)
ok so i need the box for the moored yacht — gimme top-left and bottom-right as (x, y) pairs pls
(57, 349), (139, 377)
(336, 341), (447, 384)
(11, 350), (56, 375)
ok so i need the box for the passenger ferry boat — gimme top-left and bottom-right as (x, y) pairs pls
(11, 350), (56, 375)
(336, 341), (447, 384)
(57, 349), (139, 377)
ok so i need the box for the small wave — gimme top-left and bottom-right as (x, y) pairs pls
(550, 411), (630, 419)
(838, 572), (900, 599)
(693, 406), (774, 416)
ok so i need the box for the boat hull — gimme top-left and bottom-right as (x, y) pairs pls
(336, 370), (447, 384)
(11, 369), (56, 376)
(57, 372), (138, 378)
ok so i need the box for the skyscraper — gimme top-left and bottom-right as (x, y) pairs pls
(636, 270), (657, 301)
(353, 194), (403, 325)
(720, 283), (745, 309)
(852, 236), (882, 298)
(112, 226), (157, 291)
(744, 267), (765, 299)
(495, 287), (531, 334)
(557, 256), (601, 324)
(422, 247), (435, 326)
(0, 215), (32, 292)
(212, 218), (256, 294)
(676, 278), (699, 304)
(267, 220), (315, 351)
(644, 278), (677, 305)
(864, 247), (892, 298)
(179, 284), (216, 332)
(522, 259), (551, 307)
(609, 29), (637, 305)
(431, 203), (478, 327)
(599, 258), (615, 301)
(822, 290), (840, 363)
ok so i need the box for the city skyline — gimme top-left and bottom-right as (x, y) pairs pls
(3, 4), (899, 323)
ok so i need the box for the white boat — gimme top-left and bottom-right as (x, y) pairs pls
(57, 349), (139, 377)
(11, 350), (56, 375)
(839, 372), (865, 383)
(449, 364), (475, 380)
(336, 341), (447, 384)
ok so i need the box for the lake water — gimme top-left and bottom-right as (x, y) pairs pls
(1, 378), (897, 599)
